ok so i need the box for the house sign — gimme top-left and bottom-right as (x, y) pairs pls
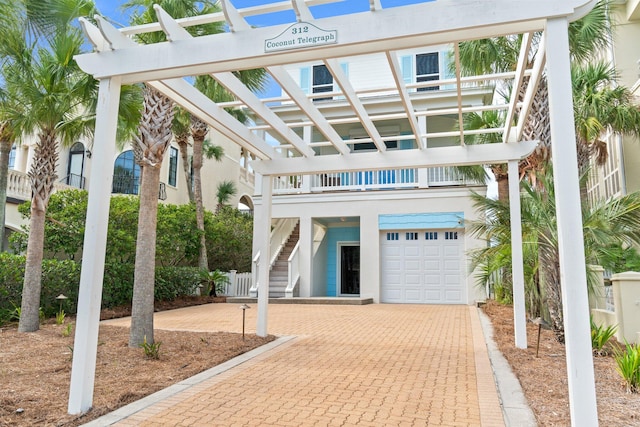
(265, 22), (337, 53)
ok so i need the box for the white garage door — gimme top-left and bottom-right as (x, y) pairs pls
(381, 230), (465, 304)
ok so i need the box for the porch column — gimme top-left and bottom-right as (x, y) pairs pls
(256, 175), (273, 337)
(360, 212), (379, 301)
(546, 17), (598, 426)
(298, 215), (313, 297)
(68, 77), (121, 414)
(508, 160), (527, 349)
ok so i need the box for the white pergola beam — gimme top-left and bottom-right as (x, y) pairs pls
(251, 140), (538, 175)
(386, 51), (424, 148)
(292, 0), (314, 21)
(503, 32), (533, 143)
(324, 58), (386, 152)
(221, 0), (252, 32)
(516, 33), (547, 141)
(268, 66), (351, 155)
(76, 1), (593, 83)
(154, 5), (315, 158)
(149, 78), (277, 159)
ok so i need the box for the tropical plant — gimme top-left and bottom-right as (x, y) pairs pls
(615, 342), (640, 393)
(591, 316), (617, 356)
(216, 180), (237, 212)
(457, 0), (613, 183)
(468, 169), (640, 342)
(199, 268), (229, 297)
(122, 0), (223, 347)
(1, 0), (100, 332)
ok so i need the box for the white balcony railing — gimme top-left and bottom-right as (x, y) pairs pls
(272, 166), (469, 195)
(8, 169), (74, 201)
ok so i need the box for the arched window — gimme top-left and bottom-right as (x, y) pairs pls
(66, 142), (86, 188)
(112, 150), (140, 195)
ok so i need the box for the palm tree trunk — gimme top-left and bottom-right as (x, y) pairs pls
(176, 138), (194, 202)
(191, 117), (208, 271)
(129, 85), (175, 347)
(496, 176), (510, 203)
(19, 131), (58, 332)
(129, 165), (160, 346)
(0, 137), (12, 251)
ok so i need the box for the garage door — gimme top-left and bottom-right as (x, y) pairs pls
(380, 230), (464, 304)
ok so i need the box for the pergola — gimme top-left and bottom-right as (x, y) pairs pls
(69, 1), (599, 425)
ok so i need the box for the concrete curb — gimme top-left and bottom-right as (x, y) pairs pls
(81, 335), (296, 427)
(477, 309), (538, 427)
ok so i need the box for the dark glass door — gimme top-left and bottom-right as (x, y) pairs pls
(340, 245), (360, 295)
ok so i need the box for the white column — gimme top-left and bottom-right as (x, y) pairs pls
(508, 160), (527, 349)
(299, 215), (313, 297)
(68, 77), (122, 414)
(256, 175), (273, 337)
(546, 18), (598, 426)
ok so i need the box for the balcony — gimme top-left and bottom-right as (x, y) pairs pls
(271, 166), (474, 195)
(7, 169), (75, 201)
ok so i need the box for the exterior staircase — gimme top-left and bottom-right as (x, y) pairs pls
(269, 222), (299, 298)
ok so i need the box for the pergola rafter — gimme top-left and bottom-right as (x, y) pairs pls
(69, 2), (600, 426)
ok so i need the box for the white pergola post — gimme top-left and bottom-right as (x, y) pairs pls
(256, 175), (273, 337)
(68, 77), (121, 414)
(508, 160), (527, 349)
(545, 17), (598, 426)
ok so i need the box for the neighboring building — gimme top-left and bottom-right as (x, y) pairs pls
(587, 0), (640, 202)
(249, 46), (494, 304)
(4, 130), (254, 248)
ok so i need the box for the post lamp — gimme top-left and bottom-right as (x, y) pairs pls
(239, 304), (251, 340)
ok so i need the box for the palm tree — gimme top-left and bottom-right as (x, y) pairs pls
(571, 61), (640, 178)
(2, 0), (98, 332)
(457, 0), (613, 180)
(122, 0), (223, 346)
(189, 72), (266, 271)
(216, 180), (237, 213)
(172, 108), (194, 202)
(468, 169), (640, 342)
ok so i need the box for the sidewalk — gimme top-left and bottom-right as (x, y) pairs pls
(90, 304), (526, 426)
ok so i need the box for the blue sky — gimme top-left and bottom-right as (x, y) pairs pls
(95, 0), (430, 28)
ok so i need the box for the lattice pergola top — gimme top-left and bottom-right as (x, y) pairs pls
(75, 0), (596, 176)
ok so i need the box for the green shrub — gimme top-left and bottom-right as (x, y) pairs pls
(615, 342), (640, 393)
(102, 262), (135, 309)
(591, 317), (617, 356)
(155, 267), (201, 301)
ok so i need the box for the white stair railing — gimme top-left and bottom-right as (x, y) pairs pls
(285, 242), (300, 298)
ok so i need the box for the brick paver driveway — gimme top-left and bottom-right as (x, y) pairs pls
(100, 303), (504, 426)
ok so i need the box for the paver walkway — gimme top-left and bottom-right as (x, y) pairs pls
(97, 304), (505, 426)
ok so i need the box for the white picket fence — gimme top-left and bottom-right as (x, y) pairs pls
(222, 270), (253, 297)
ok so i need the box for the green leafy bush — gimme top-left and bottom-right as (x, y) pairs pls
(155, 267), (201, 301)
(615, 342), (640, 393)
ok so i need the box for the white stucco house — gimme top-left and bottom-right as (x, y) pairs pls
(248, 47), (493, 304)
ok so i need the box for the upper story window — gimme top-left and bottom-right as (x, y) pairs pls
(416, 53), (439, 91)
(8, 144), (16, 170)
(300, 63), (347, 102)
(312, 65), (333, 100)
(168, 146), (178, 187)
(112, 150), (140, 195)
(401, 51), (444, 92)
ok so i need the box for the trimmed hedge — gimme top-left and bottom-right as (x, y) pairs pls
(0, 253), (205, 325)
